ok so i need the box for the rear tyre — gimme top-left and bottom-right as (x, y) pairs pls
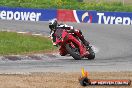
(66, 44), (81, 60)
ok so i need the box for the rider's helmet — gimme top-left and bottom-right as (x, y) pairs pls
(49, 18), (58, 31)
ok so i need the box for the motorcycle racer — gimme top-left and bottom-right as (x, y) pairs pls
(49, 18), (90, 47)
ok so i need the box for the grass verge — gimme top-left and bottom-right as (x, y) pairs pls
(0, 31), (56, 55)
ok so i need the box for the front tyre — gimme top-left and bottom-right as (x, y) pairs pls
(87, 47), (95, 60)
(66, 44), (81, 60)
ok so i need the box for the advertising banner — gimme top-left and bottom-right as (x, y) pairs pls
(96, 12), (132, 25)
(57, 9), (132, 25)
(0, 6), (132, 25)
(57, 9), (96, 23)
(0, 6), (57, 21)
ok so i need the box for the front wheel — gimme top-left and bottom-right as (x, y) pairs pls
(65, 43), (81, 60)
(87, 47), (95, 60)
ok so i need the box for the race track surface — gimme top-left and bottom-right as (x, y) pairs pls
(0, 20), (132, 73)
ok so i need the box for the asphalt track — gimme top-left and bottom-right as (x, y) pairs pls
(0, 20), (132, 73)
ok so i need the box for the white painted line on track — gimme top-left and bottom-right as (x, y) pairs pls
(0, 72), (31, 75)
(17, 32), (27, 34)
(32, 33), (43, 36)
(1, 30), (44, 37)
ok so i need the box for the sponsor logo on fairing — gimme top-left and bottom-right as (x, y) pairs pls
(97, 13), (132, 25)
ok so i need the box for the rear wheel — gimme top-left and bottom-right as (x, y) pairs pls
(66, 43), (81, 60)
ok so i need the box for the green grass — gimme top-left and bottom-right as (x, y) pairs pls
(0, 0), (132, 12)
(0, 31), (56, 55)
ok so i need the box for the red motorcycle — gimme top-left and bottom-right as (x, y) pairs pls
(54, 29), (95, 60)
